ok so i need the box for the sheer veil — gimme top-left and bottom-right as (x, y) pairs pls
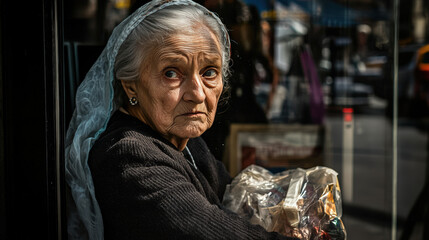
(64, 0), (230, 239)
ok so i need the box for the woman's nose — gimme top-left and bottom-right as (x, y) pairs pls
(183, 73), (206, 103)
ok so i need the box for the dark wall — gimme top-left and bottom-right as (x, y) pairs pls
(0, 0), (64, 239)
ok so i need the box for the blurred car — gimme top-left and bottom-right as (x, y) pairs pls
(416, 44), (429, 79)
(411, 44), (429, 116)
(398, 45), (419, 100)
(378, 44), (423, 117)
(414, 44), (429, 100)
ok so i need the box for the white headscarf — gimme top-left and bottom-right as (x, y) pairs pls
(64, 1), (230, 239)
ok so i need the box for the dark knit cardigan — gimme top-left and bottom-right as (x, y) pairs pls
(88, 111), (296, 240)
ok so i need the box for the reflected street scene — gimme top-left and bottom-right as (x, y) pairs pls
(60, 0), (429, 239)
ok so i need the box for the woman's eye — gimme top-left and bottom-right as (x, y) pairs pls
(203, 69), (218, 78)
(165, 70), (179, 79)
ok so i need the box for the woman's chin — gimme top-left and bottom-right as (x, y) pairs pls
(179, 124), (208, 139)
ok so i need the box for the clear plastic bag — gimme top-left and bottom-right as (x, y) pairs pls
(222, 165), (346, 240)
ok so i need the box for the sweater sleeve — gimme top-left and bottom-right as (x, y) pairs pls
(89, 134), (297, 240)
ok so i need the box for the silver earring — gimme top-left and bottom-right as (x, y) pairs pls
(129, 97), (138, 106)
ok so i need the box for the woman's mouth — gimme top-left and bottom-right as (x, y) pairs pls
(182, 111), (205, 117)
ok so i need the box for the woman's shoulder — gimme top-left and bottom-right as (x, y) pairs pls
(89, 110), (179, 164)
(96, 111), (154, 145)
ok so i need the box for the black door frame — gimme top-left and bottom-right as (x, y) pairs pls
(1, 0), (66, 239)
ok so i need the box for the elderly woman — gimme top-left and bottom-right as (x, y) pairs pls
(65, 0), (298, 239)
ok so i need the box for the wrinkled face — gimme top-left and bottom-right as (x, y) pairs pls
(131, 26), (223, 149)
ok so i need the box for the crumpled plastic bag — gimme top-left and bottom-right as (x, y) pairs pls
(222, 165), (347, 240)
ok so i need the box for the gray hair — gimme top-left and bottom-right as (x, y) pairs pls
(114, 4), (231, 107)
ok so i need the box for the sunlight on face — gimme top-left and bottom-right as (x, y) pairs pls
(134, 25), (223, 149)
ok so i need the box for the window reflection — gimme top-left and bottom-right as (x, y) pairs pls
(64, 0), (429, 239)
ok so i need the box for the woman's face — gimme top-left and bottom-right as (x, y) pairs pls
(124, 26), (223, 150)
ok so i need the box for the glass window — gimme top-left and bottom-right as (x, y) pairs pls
(63, 0), (429, 239)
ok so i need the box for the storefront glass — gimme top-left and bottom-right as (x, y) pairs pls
(63, 0), (429, 239)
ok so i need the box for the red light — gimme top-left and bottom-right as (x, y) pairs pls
(343, 108), (353, 113)
(343, 108), (353, 122)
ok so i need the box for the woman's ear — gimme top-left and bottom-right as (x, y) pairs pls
(120, 80), (138, 98)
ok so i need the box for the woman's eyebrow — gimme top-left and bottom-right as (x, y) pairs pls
(200, 52), (222, 63)
(203, 58), (222, 66)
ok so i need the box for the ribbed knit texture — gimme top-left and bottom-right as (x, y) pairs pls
(88, 111), (297, 240)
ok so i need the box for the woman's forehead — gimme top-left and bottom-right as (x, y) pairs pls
(152, 28), (222, 60)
